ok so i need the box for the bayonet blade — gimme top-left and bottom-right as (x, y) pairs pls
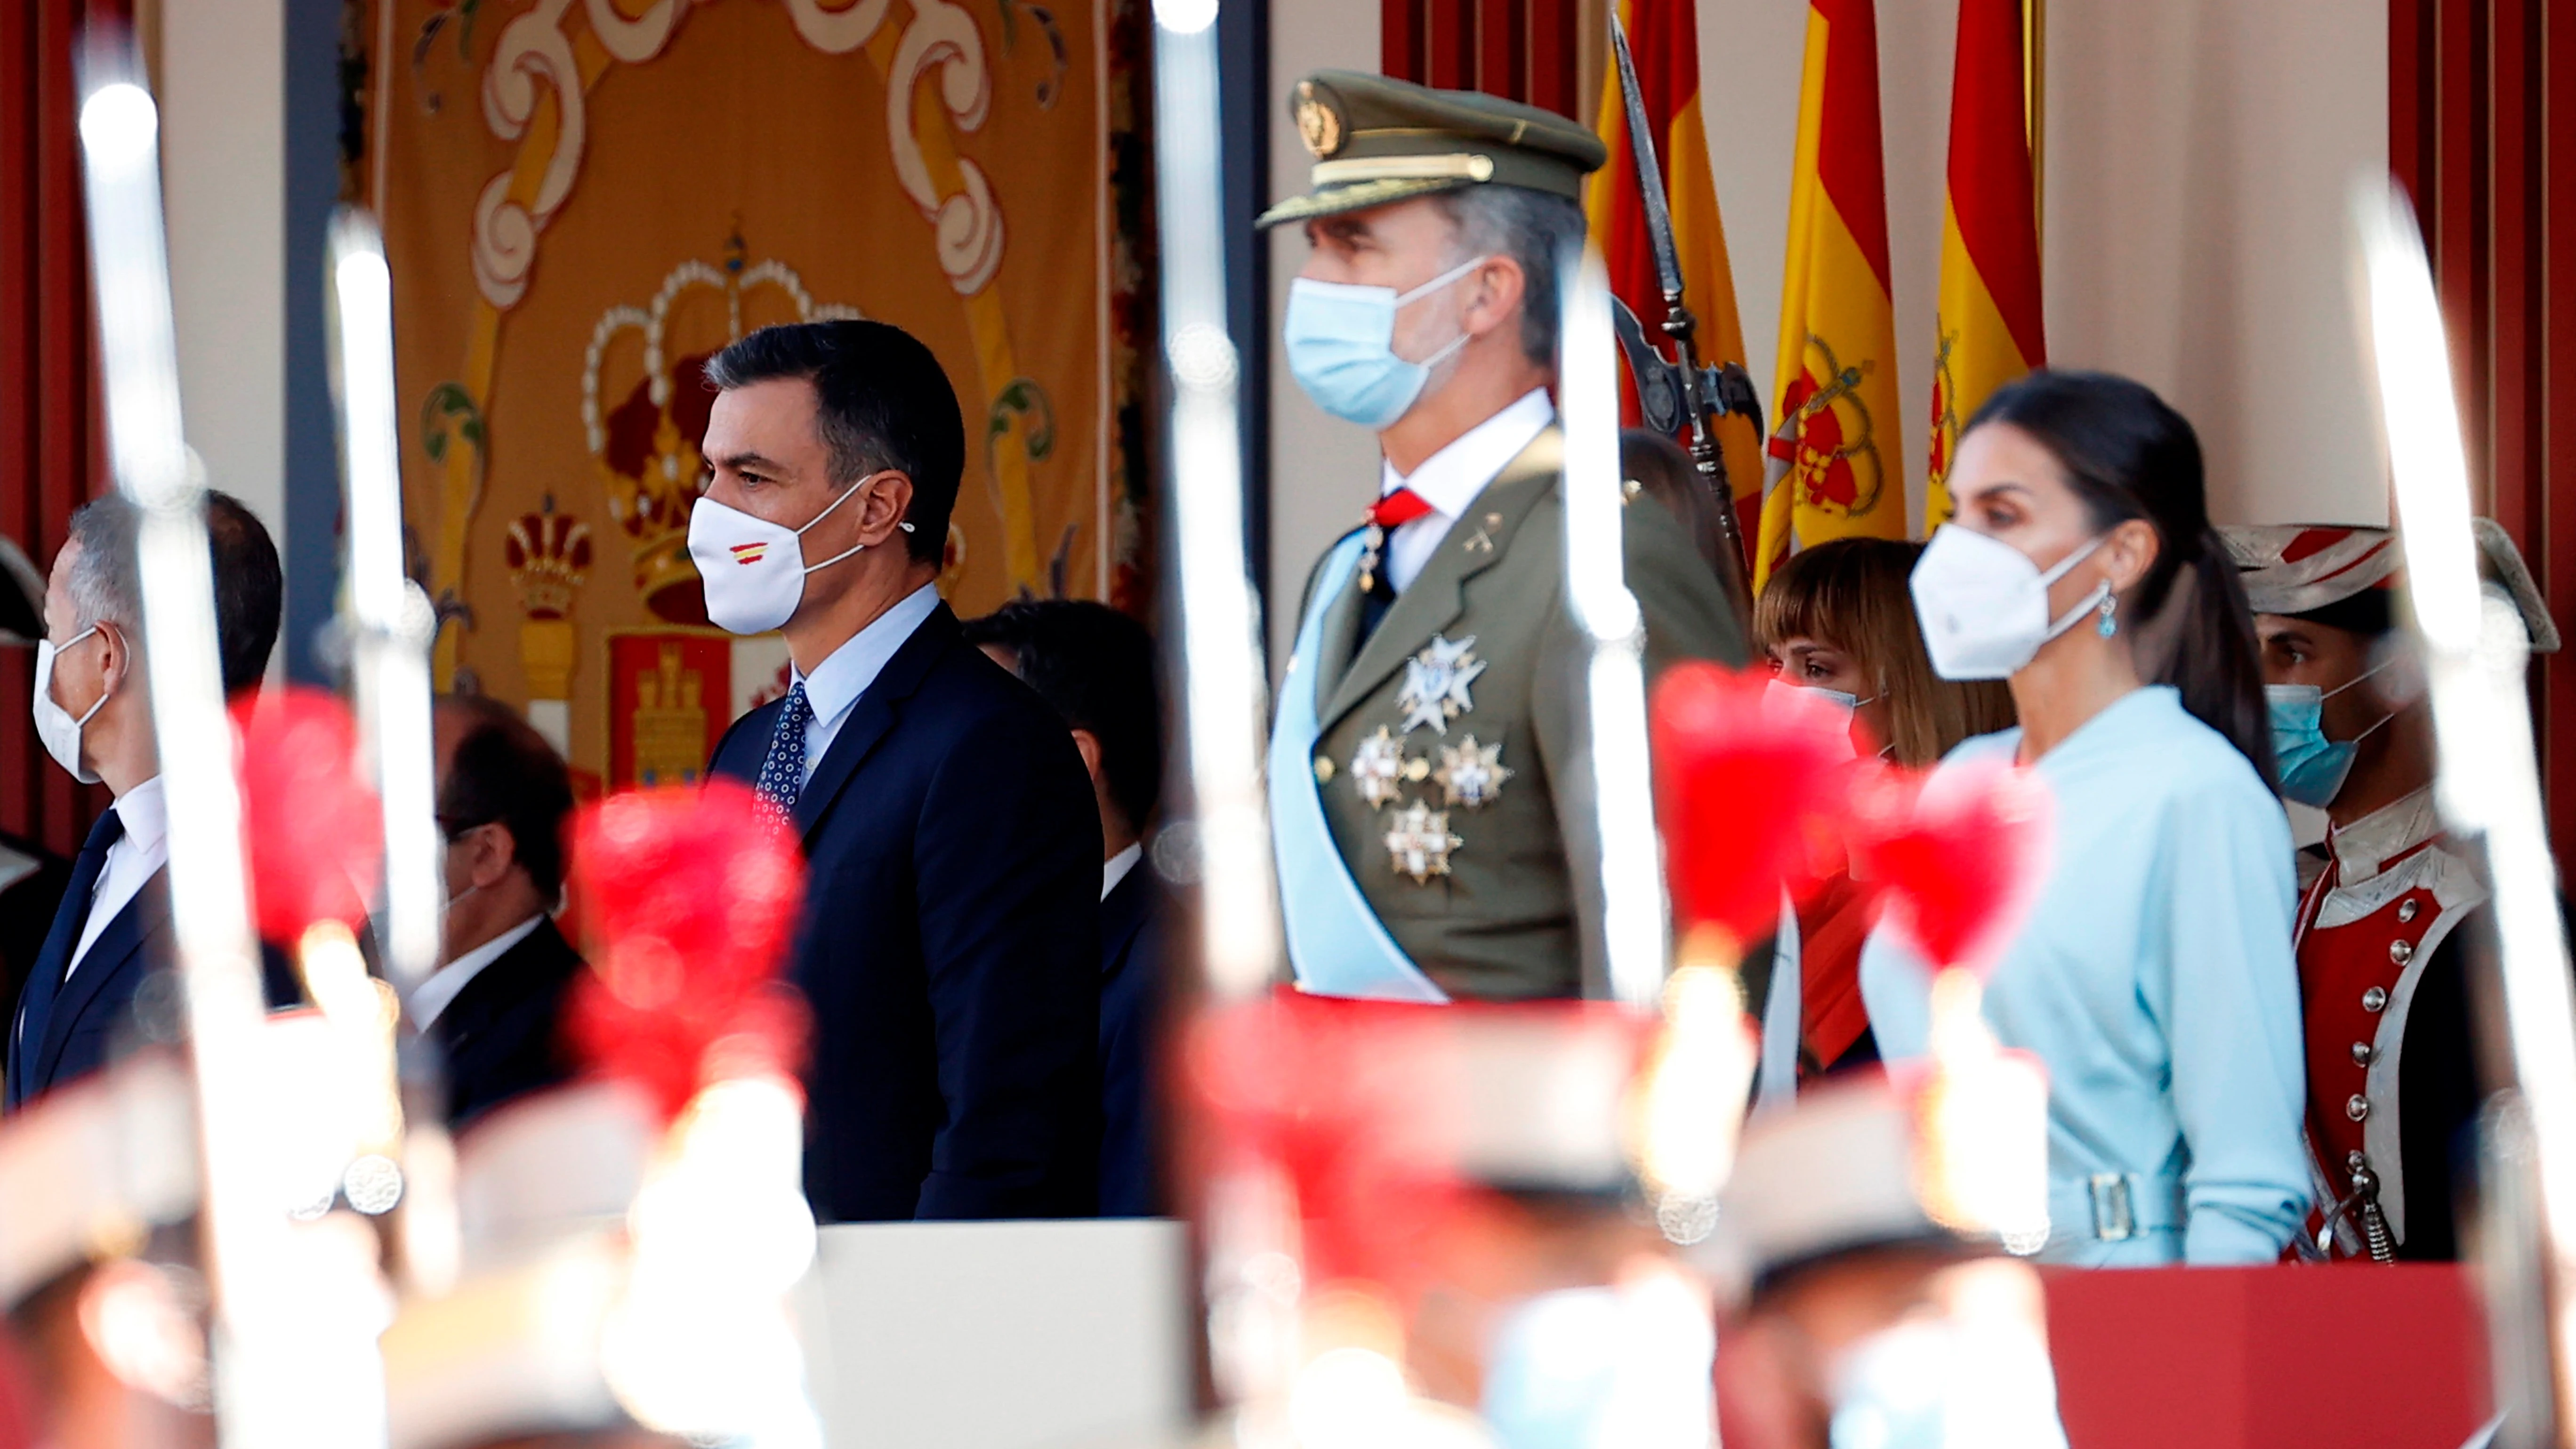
(1611, 15), (1687, 303)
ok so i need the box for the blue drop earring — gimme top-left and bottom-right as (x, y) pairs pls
(2097, 594), (2119, 638)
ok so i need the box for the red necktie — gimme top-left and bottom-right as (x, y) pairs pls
(1368, 487), (1435, 531)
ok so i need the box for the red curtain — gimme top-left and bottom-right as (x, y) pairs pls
(0, 0), (120, 857)
(2391, 0), (2576, 871)
(1382, 0), (1582, 118)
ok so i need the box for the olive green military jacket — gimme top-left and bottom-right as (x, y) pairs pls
(1284, 428), (1748, 1001)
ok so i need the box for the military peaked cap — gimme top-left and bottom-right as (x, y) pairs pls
(1256, 69), (1609, 230)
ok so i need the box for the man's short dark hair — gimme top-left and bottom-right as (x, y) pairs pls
(66, 489), (282, 697)
(960, 601), (1162, 833)
(700, 320), (965, 567)
(436, 695), (575, 899)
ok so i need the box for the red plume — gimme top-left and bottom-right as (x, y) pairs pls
(564, 779), (810, 1120)
(1650, 664), (1858, 947)
(233, 688), (381, 944)
(1186, 996), (1651, 1297)
(1849, 757), (2053, 978)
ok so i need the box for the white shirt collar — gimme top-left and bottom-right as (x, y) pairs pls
(794, 582), (942, 728)
(2326, 784), (2441, 882)
(113, 775), (169, 854)
(1101, 841), (1144, 902)
(409, 914), (547, 1030)
(1379, 387), (1555, 519)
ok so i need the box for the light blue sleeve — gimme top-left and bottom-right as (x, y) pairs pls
(2138, 768), (2311, 1264)
(1855, 735), (2013, 1065)
(1857, 927), (1934, 1062)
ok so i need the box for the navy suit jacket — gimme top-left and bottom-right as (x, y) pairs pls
(4, 871), (172, 1110)
(710, 604), (1103, 1222)
(437, 915), (585, 1130)
(1097, 862), (1163, 1217)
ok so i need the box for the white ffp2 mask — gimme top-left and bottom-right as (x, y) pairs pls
(687, 479), (909, 636)
(32, 627), (106, 784)
(1909, 525), (2109, 681)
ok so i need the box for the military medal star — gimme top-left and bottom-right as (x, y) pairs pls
(1383, 799), (1463, 884)
(1434, 734), (1511, 809)
(1348, 726), (1406, 809)
(1396, 634), (1487, 735)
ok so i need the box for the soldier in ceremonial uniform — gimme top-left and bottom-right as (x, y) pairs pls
(1260, 71), (1747, 1004)
(0, 1051), (211, 1449)
(2225, 519), (2561, 1261)
(1698, 1079), (2070, 1449)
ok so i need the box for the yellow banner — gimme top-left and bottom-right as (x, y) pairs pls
(1760, 0), (1905, 588)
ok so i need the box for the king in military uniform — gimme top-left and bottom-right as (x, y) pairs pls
(2226, 518), (2561, 1261)
(1260, 70), (1747, 1004)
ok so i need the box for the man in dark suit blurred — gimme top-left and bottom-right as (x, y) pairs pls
(963, 600), (1167, 1217)
(698, 320), (1101, 1222)
(414, 694), (583, 1129)
(0, 539), (70, 1022)
(6, 492), (281, 1111)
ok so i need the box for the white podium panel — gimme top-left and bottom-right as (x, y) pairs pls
(798, 1219), (1192, 1449)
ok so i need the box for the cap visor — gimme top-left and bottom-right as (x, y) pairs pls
(1254, 176), (1474, 230)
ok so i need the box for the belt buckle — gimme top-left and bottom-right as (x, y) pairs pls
(2089, 1173), (2134, 1242)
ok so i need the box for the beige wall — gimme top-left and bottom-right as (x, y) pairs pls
(1264, 0), (1385, 666)
(161, 0), (287, 540)
(1264, 0), (2392, 652)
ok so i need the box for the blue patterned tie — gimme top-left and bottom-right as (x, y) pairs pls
(754, 682), (813, 824)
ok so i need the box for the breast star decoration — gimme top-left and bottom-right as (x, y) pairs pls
(1349, 726), (1405, 809)
(1383, 798), (1464, 884)
(1434, 734), (1512, 810)
(1397, 634), (1487, 736)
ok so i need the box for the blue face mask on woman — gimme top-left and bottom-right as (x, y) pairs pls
(1282, 255), (1489, 428)
(2267, 660), (2395, 808)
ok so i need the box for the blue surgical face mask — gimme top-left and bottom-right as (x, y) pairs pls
(2268, 661), (2395, 808)
(1282, 255), (1490, 428)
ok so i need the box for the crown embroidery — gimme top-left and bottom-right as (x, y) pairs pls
(583, 233), (861, 621)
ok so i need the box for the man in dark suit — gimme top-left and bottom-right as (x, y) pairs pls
(0, 539), (70, 1020)
(696, 320), (1101, 1222)
(5, 491), (281, 1111)
(963, 600), (1166, 1217)
(414, 694), (584, 1129)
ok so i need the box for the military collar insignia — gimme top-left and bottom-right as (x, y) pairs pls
(1383, 798), (1462, 884)
(1397, 634), (1486, 735)
(1434, 734), (1511, 810)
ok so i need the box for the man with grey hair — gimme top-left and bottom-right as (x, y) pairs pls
(5, 491), (281, 1111)
(1259, 71), (1746, 1005)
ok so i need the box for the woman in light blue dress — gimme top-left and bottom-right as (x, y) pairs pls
(1861, 371), (2309, 1266)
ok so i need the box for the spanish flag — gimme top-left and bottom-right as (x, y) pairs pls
(1759, 0), (1904, 588)
(1926, 0), (2045, 527)
(1586, 0), (1761, 565)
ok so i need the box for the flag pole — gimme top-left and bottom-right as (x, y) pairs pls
(2024, 0), (2045, 254)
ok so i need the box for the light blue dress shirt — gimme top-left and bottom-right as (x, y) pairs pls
(1859, 685), (2310, 1266)
(790, 582), (942, 788)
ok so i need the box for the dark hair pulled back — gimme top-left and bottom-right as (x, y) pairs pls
(1963, 370), (2277, 789)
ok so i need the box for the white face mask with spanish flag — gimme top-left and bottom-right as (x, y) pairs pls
(687, 476), (904, 636)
